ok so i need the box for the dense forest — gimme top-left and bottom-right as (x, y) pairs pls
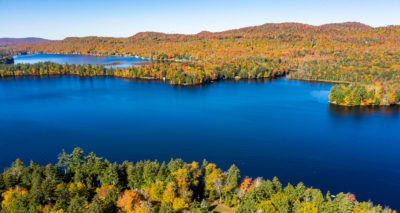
(2, 22), (400, 105)
(329, 83), (400, 106)
(0, 60), (286, 85)
(0, 148), (396, 213)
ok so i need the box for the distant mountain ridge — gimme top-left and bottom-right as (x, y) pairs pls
(106, 22), (381, 43)
(2, 22), (381, 43)
(6, 21), (400, 56)
(0, 37), (52, 46)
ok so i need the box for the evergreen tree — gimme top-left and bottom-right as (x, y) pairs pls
(86, 197), (106, 213)
(99, 162), (120, 186)
(57, 149), (72, 175)
(127, 161), (144, 189)
(68, 195), (87, 213)
(142, 160), (160, 187)
(156, 162), (169, 182)
(226, 164), (240, 191)
(167, 158), (184, 173)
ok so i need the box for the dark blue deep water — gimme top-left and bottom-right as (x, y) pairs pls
(1, 60), (400, 209)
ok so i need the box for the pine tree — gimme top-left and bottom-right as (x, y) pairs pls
(67, 195), (87, 213)
(226, 164), (240, 192)
(99, 162), (120, 186)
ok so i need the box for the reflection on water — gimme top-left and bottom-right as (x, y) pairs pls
(329, 104), (400, 117)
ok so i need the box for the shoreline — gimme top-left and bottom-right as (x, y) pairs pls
(287, 76), (353, 84)
(14, 52), (195, 63)
(4, 57), (400, 107)
(329, 101), (396, 107)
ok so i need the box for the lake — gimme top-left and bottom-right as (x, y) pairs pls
(14, 54), (150, 68)
(2, 55), (400, 209)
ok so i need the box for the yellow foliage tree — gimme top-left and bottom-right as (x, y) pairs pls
(297, 202), (318, 213)
(50, 209), (66, 213)
(162, 182), (176, 204)
(149, 181), (165, 202)
(204, 164), (224, 192)
(172, 197), (189, 211)
(68, 182), (89, 198)
(134, 203), (151, 213)
(257, 200), (277, 213)
(1, 186), (29, 213)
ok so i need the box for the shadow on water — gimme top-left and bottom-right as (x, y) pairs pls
(329, 104), (400, 118)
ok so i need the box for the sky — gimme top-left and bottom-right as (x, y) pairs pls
(0, 0), (399, 40)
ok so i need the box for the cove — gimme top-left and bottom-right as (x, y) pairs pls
(1, 76), (400, 209)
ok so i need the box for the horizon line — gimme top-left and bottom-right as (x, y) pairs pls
(1, 21), (399, 40)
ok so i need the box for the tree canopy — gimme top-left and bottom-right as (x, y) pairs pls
(0, 148), (396, 212)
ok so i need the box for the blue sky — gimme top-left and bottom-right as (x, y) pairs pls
(1, 0), (399, 39)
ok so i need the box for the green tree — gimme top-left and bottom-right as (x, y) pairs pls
(99, 162), (120, 186)
(68, 195), (87, 213)
(156, 162), (169, 182)
(127, 161), (144, 189)
(57, 149), (72, 174)
(167, 158), (184, 173)
(159, 202), (173, 213)
(225, 164), (240, 192)
(270, 192), (289, 213)
(86, 197), (106, 213)
(142, 160), (160, 187)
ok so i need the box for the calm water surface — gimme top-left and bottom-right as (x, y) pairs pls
(2, 55), (400, 209)
(14, 54), (150, 68)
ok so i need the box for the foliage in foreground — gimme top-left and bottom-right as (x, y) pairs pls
(0, 148), (396, 213)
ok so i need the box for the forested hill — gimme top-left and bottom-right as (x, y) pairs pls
(5, 22), (400, 105)
(11, 22), (395, 58)
(0, 37), (51, 47)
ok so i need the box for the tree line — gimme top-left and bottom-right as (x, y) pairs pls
(329, 83), (400, 106)
(0, 148), (396, 213)
(0, 60), (287, 86)
(3, 22), (399, 105)
(8, 22), (400, 86)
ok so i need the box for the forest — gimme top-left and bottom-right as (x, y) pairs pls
(0, 60), (287, 85)
(329, 83), (400, 106)
(0, 148), (396, 213)
(1, 22), (400, 105)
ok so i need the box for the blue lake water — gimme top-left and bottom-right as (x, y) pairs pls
(14, 54), (150, 68)
(2, 55), (400, 209)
